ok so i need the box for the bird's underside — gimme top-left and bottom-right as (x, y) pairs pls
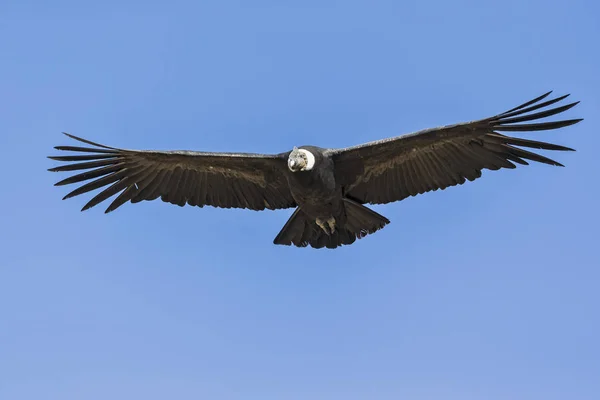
(48, 91), (582, 249)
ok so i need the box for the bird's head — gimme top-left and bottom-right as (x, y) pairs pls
(288, 147), (315, 172)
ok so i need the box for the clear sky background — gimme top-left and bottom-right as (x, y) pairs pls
(1, 1), (598, 399)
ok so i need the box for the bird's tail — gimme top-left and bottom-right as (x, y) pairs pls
(273, 199), (390, 249)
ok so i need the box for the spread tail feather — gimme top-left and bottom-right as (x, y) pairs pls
(273, 199), (390, 249)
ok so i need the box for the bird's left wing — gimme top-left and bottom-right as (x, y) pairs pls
(49, 133), (296, 213)
(327, 92), (582, 205)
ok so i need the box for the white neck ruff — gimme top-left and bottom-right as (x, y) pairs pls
(297, 148), (315, 171)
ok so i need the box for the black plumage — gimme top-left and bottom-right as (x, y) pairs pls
(49, 91), (581, 249)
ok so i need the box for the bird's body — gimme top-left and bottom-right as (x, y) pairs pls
(285, 147), (338, 218)
(49, 91), (582, 249)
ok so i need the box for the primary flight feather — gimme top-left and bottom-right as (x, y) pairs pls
(49, 91), (581, 249)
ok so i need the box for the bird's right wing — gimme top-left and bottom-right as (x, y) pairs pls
(49, 133), (297, 213)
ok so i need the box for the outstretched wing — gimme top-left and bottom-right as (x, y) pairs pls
(329, 92), (582, 205)
(49, 133), (296, 213)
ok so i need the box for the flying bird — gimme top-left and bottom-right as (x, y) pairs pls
(49, 91), (581, 249)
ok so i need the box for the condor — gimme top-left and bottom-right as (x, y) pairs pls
(49, 92), (581, 249)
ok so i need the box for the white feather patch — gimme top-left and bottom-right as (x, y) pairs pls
(298, 148), (315, 171)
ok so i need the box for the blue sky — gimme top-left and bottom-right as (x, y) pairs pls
(1, 1), (599, 399)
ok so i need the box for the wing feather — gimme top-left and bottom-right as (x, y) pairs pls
(330, 92), (581, 205)
(49, 133), (296, 213)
